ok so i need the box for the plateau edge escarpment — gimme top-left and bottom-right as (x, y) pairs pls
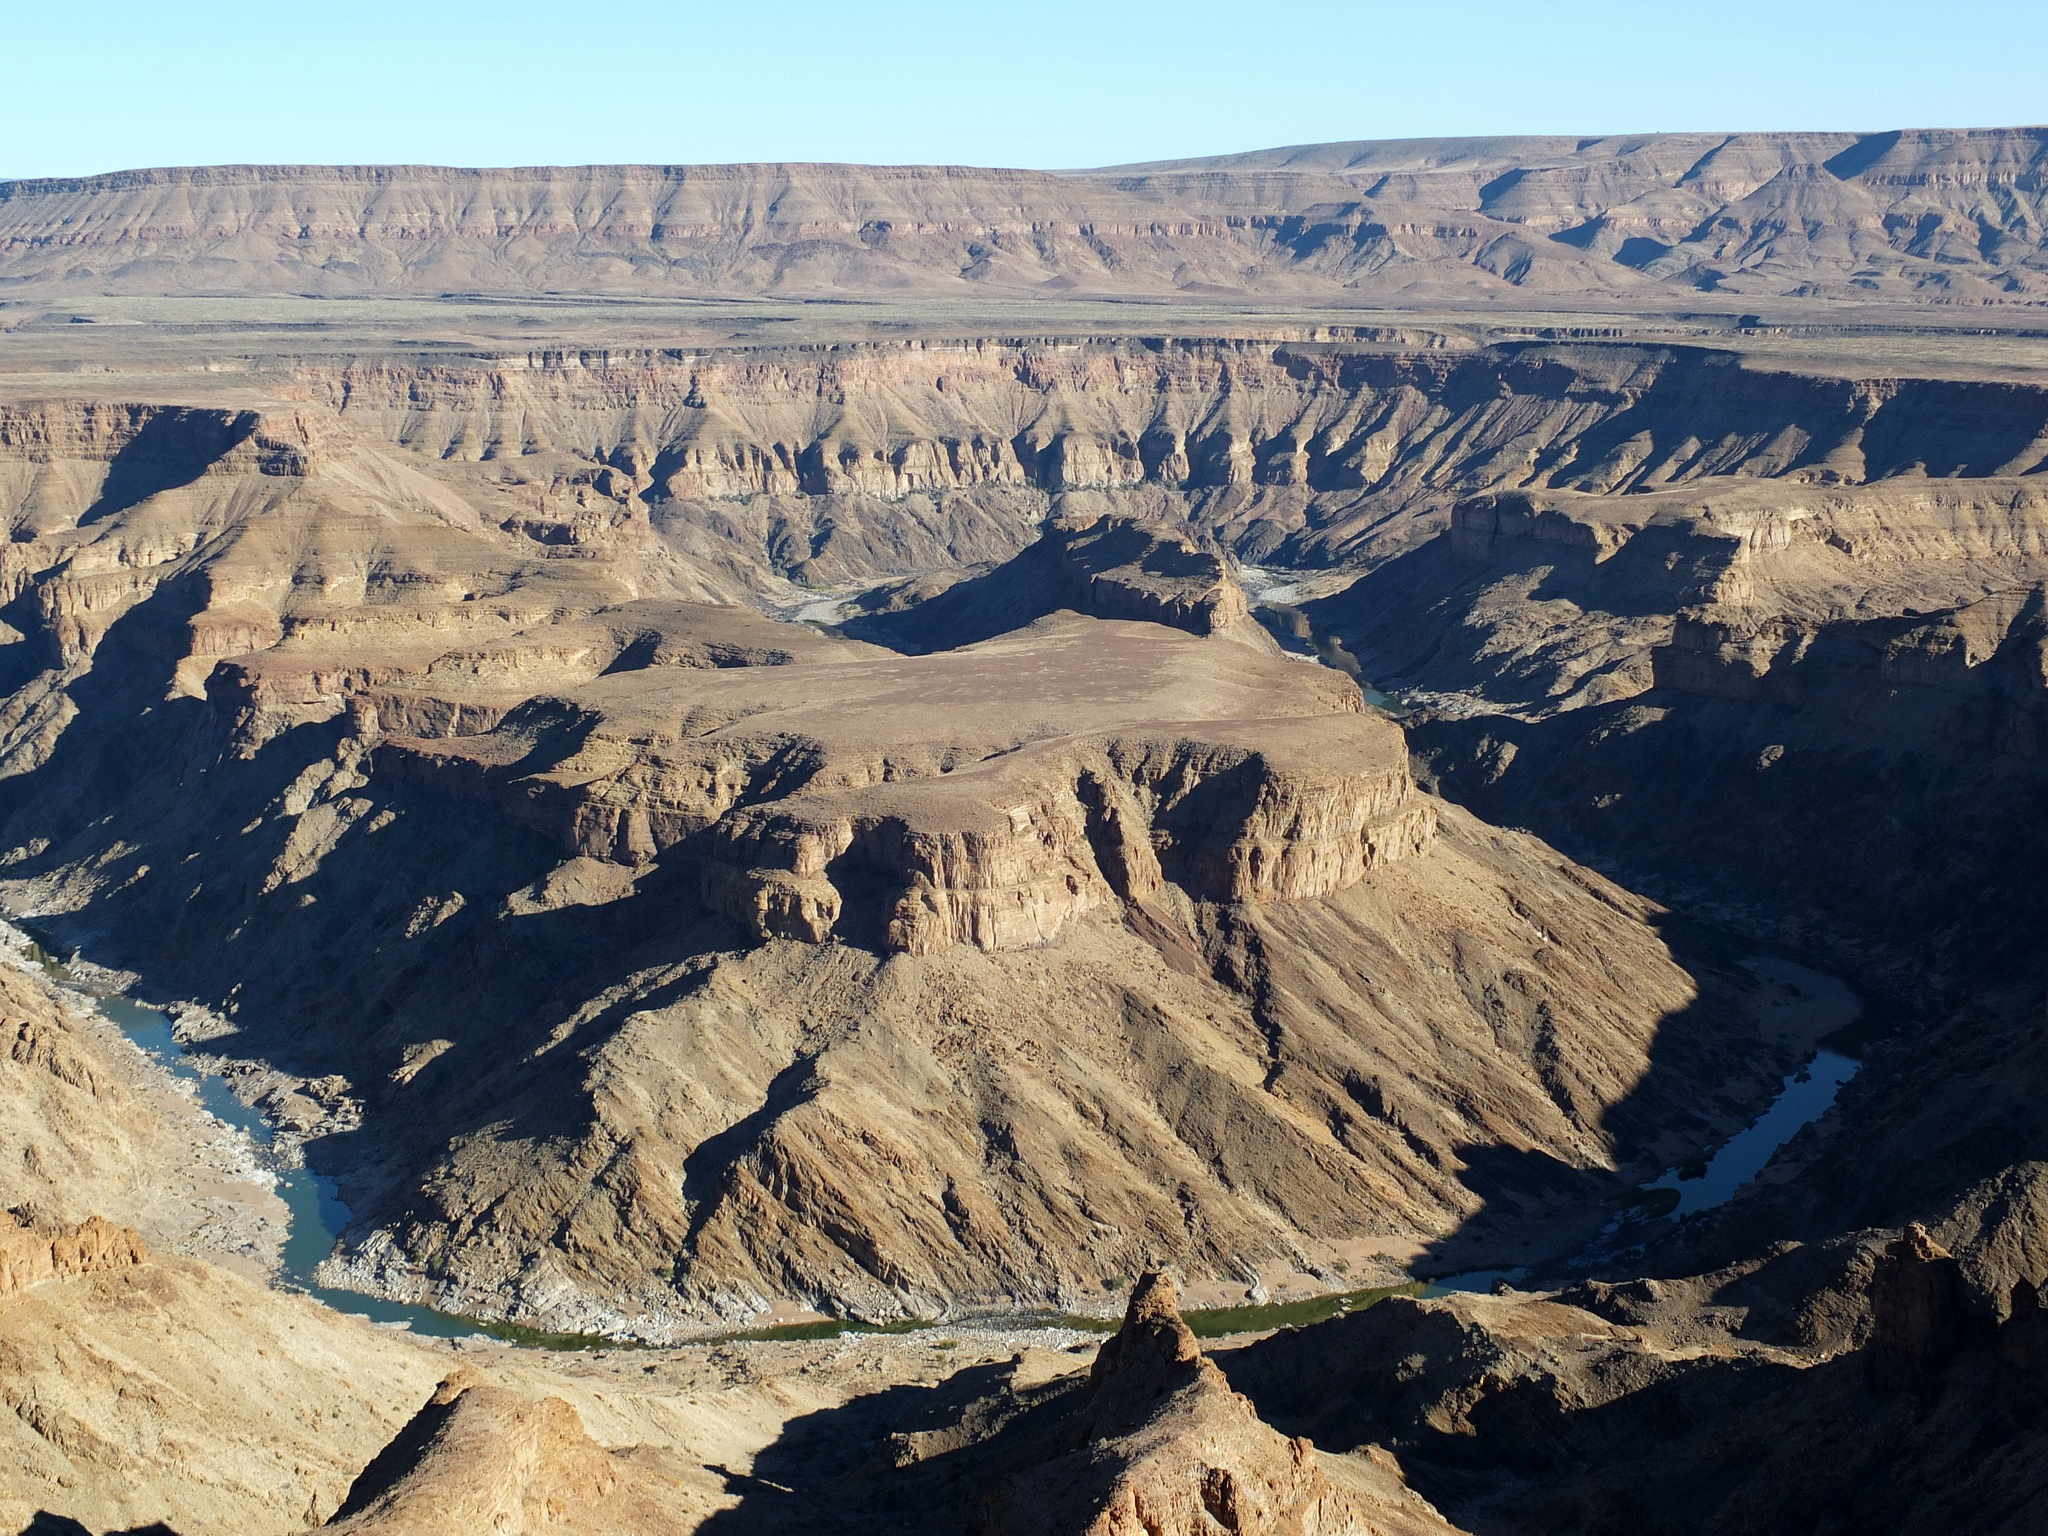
(5, 127), (2048, 1536)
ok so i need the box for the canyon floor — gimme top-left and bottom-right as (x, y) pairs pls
(5, 130), (2048, 1533)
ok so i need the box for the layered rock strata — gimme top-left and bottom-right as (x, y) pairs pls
(5, 129), (2048, 302)
(384, 612), (1431, 955)
(0, 338), (1875, 1328)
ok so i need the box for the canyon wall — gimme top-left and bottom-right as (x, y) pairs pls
(4, 127), (2048, 302)
(0, 332), (2036, 1329)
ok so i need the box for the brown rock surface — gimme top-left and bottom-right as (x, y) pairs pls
(1200, 1184), (2048, 1536)
(0, 951), (290, 1277)
(294, 789), (1762, 1332)
(0, 1214), (145, 1298)
(1870, 1224), (1967, 1391)
(9, 175), (2048, 1536)
(326, 1369), (696, 1535)
(385, 610), (1426, 954)
(0, 1253), (444, 1534)
(845, 513), (1261, 653)
(982, 1272), (1457, 1536)
(0, 362), (1804, 1329)
(5, 130), (2048, 304)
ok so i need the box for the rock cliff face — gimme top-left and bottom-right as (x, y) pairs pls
(13, 137), (2048, 1536)
(3, 338), (2040, 685)
(0, 442), (1778, 1332)
(5, 128), (2048, 302)
(383, 611), (1429, 956)
(0, 1214), (145, 1298)
(1323, 467), (2048, 980)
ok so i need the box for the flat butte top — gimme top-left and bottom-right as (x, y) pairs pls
(424, 613), (1387, 773)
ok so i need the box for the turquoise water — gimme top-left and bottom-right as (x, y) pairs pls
(13, 940), (494, 1341)
(28, 929), (1870, 1345)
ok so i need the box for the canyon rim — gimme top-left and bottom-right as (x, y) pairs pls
(3, 119), (2048, 1536)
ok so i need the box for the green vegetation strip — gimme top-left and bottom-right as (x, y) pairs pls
(719, 1318), (930, 1343)
(710, 1281), (1431, 1346)
(459, 1317), (660, 1351)
(1182, 1282), (1430, 1338)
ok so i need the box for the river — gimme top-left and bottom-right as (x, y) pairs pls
(9, 927), (1867, 1342)
(11, 931), (494, 1340)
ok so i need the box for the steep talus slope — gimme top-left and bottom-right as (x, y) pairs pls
(324, 1368), (698, 1535)
(0, 334), (2032, 1332)
(0, 557), (1776, 1331)
(0, 378), (1788, 1333)
(4, 127), (2048, 301)
(10, 338), (2037, 633)
(0, 1251), (446, 1534)
(0, 943), (293, 1276)
(1302, 458), (2048, 1301)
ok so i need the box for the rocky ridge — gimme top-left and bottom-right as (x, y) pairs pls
(981, 1271), (1432, 1536)
(0, 450), (1786, 1331)
(4, 128), (2048, 303)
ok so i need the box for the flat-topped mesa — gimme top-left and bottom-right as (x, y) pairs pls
(9, 132), (2048, 304)
(1049, 514), (1251, 636)
(385, 614), (1434, 955)
(211, 598), (875, 750)
(848, 513), (1259, 654)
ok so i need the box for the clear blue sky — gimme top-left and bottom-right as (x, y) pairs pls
(3, 0), (2043, 179)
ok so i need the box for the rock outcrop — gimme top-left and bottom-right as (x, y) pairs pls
(4, 318), (2030, 1335)
(846, 514), (1258, 653)
(1869, 1224), (1967, 1392)
(0, 1214), (145, 1297)
(0, 378), (1795, 1327)
(1199, 1189), (2048, 1536)
(983, 1272), (1445, 1536)
(0, 952), (291, 1275)
(328, 1369), (694, 1535)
